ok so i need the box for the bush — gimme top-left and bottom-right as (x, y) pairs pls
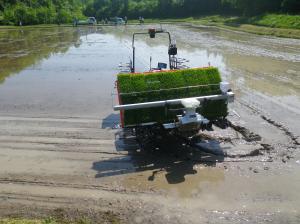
(118, 67), (228, 126)
(250, 14), (300, 29)
(1, 1), (82, 25)
(56, 8), (73, 24)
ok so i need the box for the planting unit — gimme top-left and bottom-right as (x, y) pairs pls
(117, 67), (228, 127)
(114, 28), (234, 152)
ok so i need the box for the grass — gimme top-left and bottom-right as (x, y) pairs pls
(1, 13), (299, 38)
(0, 214), (120, 224)
(0, 218), (57, 224)
(248, 14), (300, 29)
(132, 14), (300, 39)
(0, 24), (73, 29)
(118, 67), (228, 126)
(0, 218), (95, 224)
(0, 208), (121, 224)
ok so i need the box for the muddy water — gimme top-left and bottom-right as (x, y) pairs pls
(0, 25), (299, 127)
(0, 26), (129, 117)
(123, 166), (225, 198)
(0, 25), (299, 119)
(0, 25), (300, 222)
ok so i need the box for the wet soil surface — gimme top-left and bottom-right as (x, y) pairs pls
(0, 25), (299, 223)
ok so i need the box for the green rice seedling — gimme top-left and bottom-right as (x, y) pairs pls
(199, 100), (228, 120)
(117, 67), (228, 126)
(182, 69), (210, 96)
(145, 73), (161, 101)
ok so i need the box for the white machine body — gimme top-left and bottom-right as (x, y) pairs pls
(163, 98), (209, 131)
(179, 98), (209, 125)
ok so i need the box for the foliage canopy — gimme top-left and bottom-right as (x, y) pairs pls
(0, 0), (299, 25)
(0, 0), (87, 25)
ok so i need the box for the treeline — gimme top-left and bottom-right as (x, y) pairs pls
(224, 0), (300, 15)
(0, 0), (299, 25)
(84, 0), (300, 19)
(0, 0), (88, 25)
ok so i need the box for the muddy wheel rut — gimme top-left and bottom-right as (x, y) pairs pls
(0, 106), (295, 192)
(0, 178), (137, 193)
(261, 115), (300, 146)
(237, 97), (299, 147)
(0, 113), (291, 178)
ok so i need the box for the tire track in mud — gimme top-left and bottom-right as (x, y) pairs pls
(195, 118), (274, 160)
(226, 98), (300, 165)
(0, 114), (156, 205)
(226, 120), (274, 157)
(0, 136), (115, 147)
(0, 143), (126, 155)
(0, 115), (124, 186)
(0, 178), (128, 193)
(0, 191), (159, 224)
(0, 193), (77, 206)
(261, 115), (300, 146)
(238, 99), (299, 148)
(0, 192), (124, 212)
(0, 111), (294, 211)
(0, 179), (159, 206)
(194, 130), (272, 160)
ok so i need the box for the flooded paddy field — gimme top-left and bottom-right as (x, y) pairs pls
(0, 25), (299, 223)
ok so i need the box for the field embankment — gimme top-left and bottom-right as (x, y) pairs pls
(139, 14), (300, 39)
(1, 14), (299, 38)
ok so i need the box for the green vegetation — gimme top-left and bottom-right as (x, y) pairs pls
(0, 0), (87, 25)
(83, 0), (299, 19)
(199, 15), (300, 38)
(220, 14), (300, 38)
(223, 0), (299, 16)
(0, 209), (121, 224)
(0, 216), (120, 224)
(0, 0), (299, 27)
(185, 14), (300, 30)
(248, 14), (300, 29)
(118, 67), (227, 126)
(0, 219), (38, 224)
(0, 218), (56, 224)
(137, 14), (300, 29)
(132, 15), (300, 39)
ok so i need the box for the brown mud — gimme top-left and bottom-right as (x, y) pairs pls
(0, 25), (299, 223)
(261, 115), (300, 146)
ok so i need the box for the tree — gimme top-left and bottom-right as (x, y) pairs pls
(1, 0), (299, 25)
(281, 0), (300, 13)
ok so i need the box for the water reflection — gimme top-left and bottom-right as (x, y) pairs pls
(0, 25), (299, 118)
(101, 24), (300, 113)
(100, 25), (227, 73)
(225, 54), (300, 96)
(0, 26), (130, 117)
(0, 27), (82, 84)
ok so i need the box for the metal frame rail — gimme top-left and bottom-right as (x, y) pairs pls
(114, 92), (234, 111)
(132, 30), (173, 73)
